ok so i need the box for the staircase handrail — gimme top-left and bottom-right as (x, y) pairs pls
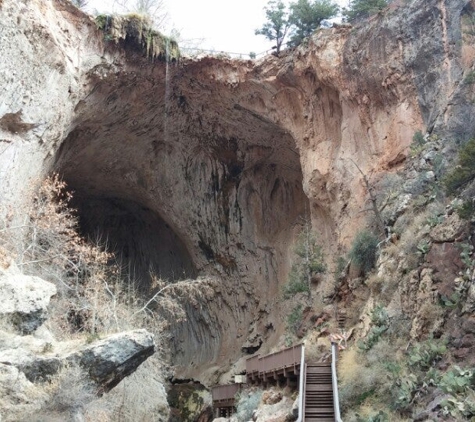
(297, 345), (305, 422)
(331, 342), (343, 422)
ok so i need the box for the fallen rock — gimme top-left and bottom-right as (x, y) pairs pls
(0, 329), (155, 392)
(0, 272), (56, 334)
(76, 329), (155, 391)
(430, 214), (468, 243)
(254, 396), (294, 422)
(262, 390), (283, 405)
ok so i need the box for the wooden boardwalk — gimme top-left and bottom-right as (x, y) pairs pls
(211, 342), (342, 421)
(211, 383), (242, 417)
(246, 343), (302, 386)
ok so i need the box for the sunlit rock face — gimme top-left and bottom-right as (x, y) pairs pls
(1, 0), (472, 381)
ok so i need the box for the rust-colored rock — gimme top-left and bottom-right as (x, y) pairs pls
(0, 0), (474, 383)
(426, 242), (464, 285)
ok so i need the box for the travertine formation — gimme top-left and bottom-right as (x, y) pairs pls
(1, 0), (473, 383)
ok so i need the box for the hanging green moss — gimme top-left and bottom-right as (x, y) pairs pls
(95, 14), (180, 62)
(95, 14), (110, 31)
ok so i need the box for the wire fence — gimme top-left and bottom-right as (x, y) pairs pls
(179, 46), (276, 60)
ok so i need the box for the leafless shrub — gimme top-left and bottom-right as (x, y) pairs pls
(0, 175), (121, 339)
(0, 175), (109, 293)
(31, 364), (101, 421)
(0, 175), (204, 342)
(0, 175), (207, 419)
(112, 0), (168, 29)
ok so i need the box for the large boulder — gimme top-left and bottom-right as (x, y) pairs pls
(76, 329), (155, 392)
(0, 329), (155, 392)
(430, 213), (468, 243)
(254, 395), (294, 422)
(0, 269), (57, 334)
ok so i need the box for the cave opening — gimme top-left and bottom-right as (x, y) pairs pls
(50, 59), (313, 374)
(67, 193), (197, 289)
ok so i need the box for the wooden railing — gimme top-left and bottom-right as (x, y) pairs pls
(211, 383), (241, 403)
(213, 344), (303, 414)
(246, 343), (303, 375)
(246, 354), (260, 374)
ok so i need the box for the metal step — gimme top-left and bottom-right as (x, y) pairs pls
(304, 365), (335, 421)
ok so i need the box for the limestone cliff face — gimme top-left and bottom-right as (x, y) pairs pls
(0, 0), (473, 381)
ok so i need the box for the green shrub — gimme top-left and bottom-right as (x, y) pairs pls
(282, 223), (325, 298)
(464, 71), (475, 85)
(407, 338), (447, 370)
(410, 131), (426, 157)
(282, 269), (310, 298)
(440, 393), (475, 419)
(439, 366), (474, 394)
(349, 230), (379, 273)
(392, 373), (419, 411)
(457, 199), (475, 220)
(440, 291), (462, 309)
(287, 304), (304, 333)
(416, 239), (431, 257)
(413, 131), (425, 146)
(358, 305), (389, 351)
(444, 138), (475, 194)
(288, 0), (339, 47)
(95, 14), (110, 30)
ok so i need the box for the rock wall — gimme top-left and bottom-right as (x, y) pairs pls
(1, 0), (473, 380)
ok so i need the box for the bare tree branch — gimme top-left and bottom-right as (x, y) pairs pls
(349, 158), (386, 237)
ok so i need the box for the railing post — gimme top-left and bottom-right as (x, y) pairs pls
(331, 342), (343, 422)
(297, 345), (305, 422)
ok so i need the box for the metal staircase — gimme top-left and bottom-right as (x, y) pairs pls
(303, 364), (334, 421)
(297, 342), (342, 422)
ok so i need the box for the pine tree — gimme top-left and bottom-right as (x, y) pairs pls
(344, 0), (388, 22)
(255, 0), (290, 54)
(288, 0), (339, 47)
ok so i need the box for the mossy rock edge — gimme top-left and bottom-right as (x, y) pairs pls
(95, 14), (180, 62)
